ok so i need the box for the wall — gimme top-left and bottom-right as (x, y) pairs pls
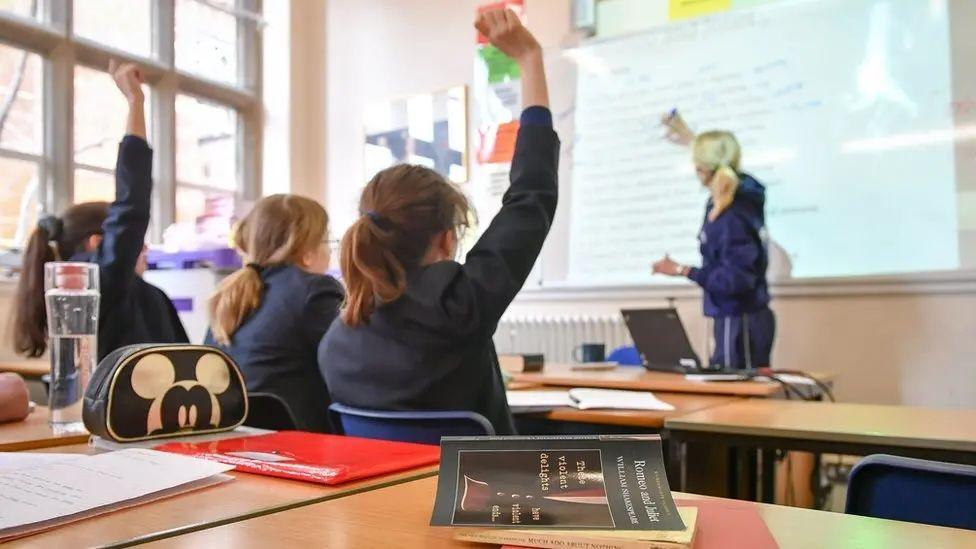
(323, 0), (976, 410)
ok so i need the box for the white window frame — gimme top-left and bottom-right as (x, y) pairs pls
(0, 0), (262, 243)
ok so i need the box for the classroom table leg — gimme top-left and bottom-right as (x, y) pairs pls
(726, 446), (740, 499)
(746, 448), (759, 501)
(667, 436), (686, 492)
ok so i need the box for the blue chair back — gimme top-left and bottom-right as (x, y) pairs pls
(608, 345), (643, 366)
(328, 403), (495, 445)
(846, 454), (976, 530)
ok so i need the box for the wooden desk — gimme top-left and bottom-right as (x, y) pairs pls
(513, 365), (833, 398)
(532, 392), (742, 429)
(665, 399), (976, 501)
(0, 359), (47, 378)
(144, 476), (976, 549)
(6, 444), (438, 548)
(0, 407), (90, 451)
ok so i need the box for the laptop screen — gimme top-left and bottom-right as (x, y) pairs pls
(621, 308), (702, 372)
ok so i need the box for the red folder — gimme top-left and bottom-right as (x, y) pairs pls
(155, 431), (440, 486)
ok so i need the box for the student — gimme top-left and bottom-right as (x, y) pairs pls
(319, 8), (558, 435)
(13, 61), (188, 361)
(205, 195), (343, 432)
(0, 373), (30, 424)
(653, 114), (774, 369)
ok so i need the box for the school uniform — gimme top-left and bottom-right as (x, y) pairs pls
(687, 173), (775, 369)
(319, 106), (559, 435)
(72, 136), (189, 361)
(205, 265), (344, 433)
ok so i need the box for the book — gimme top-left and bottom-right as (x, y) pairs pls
(507, 389), (675, 413)
(499, 353), (545, 373)
(0, 449), (233, 542)
(154, 430), (440, 485)
(456, 507), (698, 549)
(430, 435), (685, 531)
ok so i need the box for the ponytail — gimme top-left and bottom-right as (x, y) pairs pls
(13, 221), (60, 357)
(340, 217), (408, 327)
(208, 266), (265, 345)
(340, 164), (471, 327)
(707, 166), (740, 221)
(207, 194), (330, 344)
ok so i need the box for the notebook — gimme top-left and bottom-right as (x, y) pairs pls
(507, 388), (675, 413)
(155, 430), (440, 485)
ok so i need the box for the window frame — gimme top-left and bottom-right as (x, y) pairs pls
(0, 0), (262, 243)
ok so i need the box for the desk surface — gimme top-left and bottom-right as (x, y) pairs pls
(144, 476), (976, 549)
(513, 365), (831, 397)
(665, 399), (976, 453)
(537, 392), (742, 429)
(0, 407), (90, 451)
(0, 359), (47, 378)
(7, 443), (438, 548)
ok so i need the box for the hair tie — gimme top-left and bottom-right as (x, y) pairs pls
(37, 215), (63, 242)
(364, 210), (393, 230)
(245, 262), (262, 273)
(365, 211), (381, 223)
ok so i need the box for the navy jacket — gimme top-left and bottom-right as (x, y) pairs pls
(319, 107), (559, 436)
(206, 266), (344, 432)
(73, 136), (189, 360)
(687, 173), (771, 317)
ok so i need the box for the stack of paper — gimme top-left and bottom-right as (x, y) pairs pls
(507, 388), (674, 412)
(0, 449), (234, 542)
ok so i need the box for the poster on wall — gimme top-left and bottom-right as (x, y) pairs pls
(363, 86), (469, 184)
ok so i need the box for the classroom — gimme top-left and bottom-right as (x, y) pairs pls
(1, 0), (975, 547)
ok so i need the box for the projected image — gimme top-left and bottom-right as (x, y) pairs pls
(363, 86), (468, 184)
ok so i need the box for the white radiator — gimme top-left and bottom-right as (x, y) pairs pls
(493, 315), (633, 363)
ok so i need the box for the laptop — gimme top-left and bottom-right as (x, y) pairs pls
(621, 308), (748, 376)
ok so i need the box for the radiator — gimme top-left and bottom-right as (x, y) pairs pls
(493, 315), (633, 363)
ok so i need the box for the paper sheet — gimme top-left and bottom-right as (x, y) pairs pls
(506, 390), (574, 409)
(0, 449), (234, 540)
(0, 453), (86, 473)
(569, 388), (675, 411)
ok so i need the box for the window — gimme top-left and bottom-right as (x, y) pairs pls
(73, 0), (152, 58)
(0, 0), (262, 252)
(74, 65), (153, 204)
(0, 43), (42, 247)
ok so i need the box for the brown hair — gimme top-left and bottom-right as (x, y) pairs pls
(14, 202), (109, 357)
(208, 194), (329, 345)
(341, 164), (471, 327)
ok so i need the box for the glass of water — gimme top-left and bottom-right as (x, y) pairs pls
(44, 262), (100, 434)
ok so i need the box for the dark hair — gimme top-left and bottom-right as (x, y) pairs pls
(13, 202), (109, 357)
(340, 165), (471, 326)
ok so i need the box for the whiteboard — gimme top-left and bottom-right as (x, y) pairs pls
(513, 0), (976, 290)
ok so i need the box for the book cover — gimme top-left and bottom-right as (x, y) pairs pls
(430, 435), (684, 531)
(455, 507), (698, 549)
(154, 430), (439, 485)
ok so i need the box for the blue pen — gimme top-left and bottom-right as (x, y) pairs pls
(667, 108), (678, 121)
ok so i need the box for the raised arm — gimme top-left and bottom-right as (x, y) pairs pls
(661, 110), (694, 147)
(459, 9), (559, 330)
(95, 61), (152, 304)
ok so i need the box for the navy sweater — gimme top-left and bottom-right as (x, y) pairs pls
(319, 107), (559, 435)
(73, 136), (188, 360)
(687, 173), (771, 317)
(205, 266), (344, 433)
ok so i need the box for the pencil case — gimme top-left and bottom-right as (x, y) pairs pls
(83, 344), (249, 442)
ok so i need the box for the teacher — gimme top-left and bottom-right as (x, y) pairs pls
(651, 113), (775, 370)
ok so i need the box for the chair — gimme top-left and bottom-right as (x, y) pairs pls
(845, 454), (976, 530)
(328, 403), (495, 445)
(607, 345), (643, 366)
(244, 392), (299, 431)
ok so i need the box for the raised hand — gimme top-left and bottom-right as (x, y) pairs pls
(475, 7), (541, 64)
(109, 60), (145, 105)
(661, 110), (695, 146)
(652, 254), (684, 277)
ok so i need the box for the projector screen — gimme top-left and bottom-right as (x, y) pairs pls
(474, 0), (976, 289)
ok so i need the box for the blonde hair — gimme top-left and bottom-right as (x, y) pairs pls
(693, 130), (741, 221)
(209, 194), (329, 344)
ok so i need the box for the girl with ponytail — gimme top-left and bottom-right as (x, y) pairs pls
(654, 115), (776, 370)
(319, 8), (558, 435)
(205, 194), (343, 433)
(13, 61), (188, 359)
